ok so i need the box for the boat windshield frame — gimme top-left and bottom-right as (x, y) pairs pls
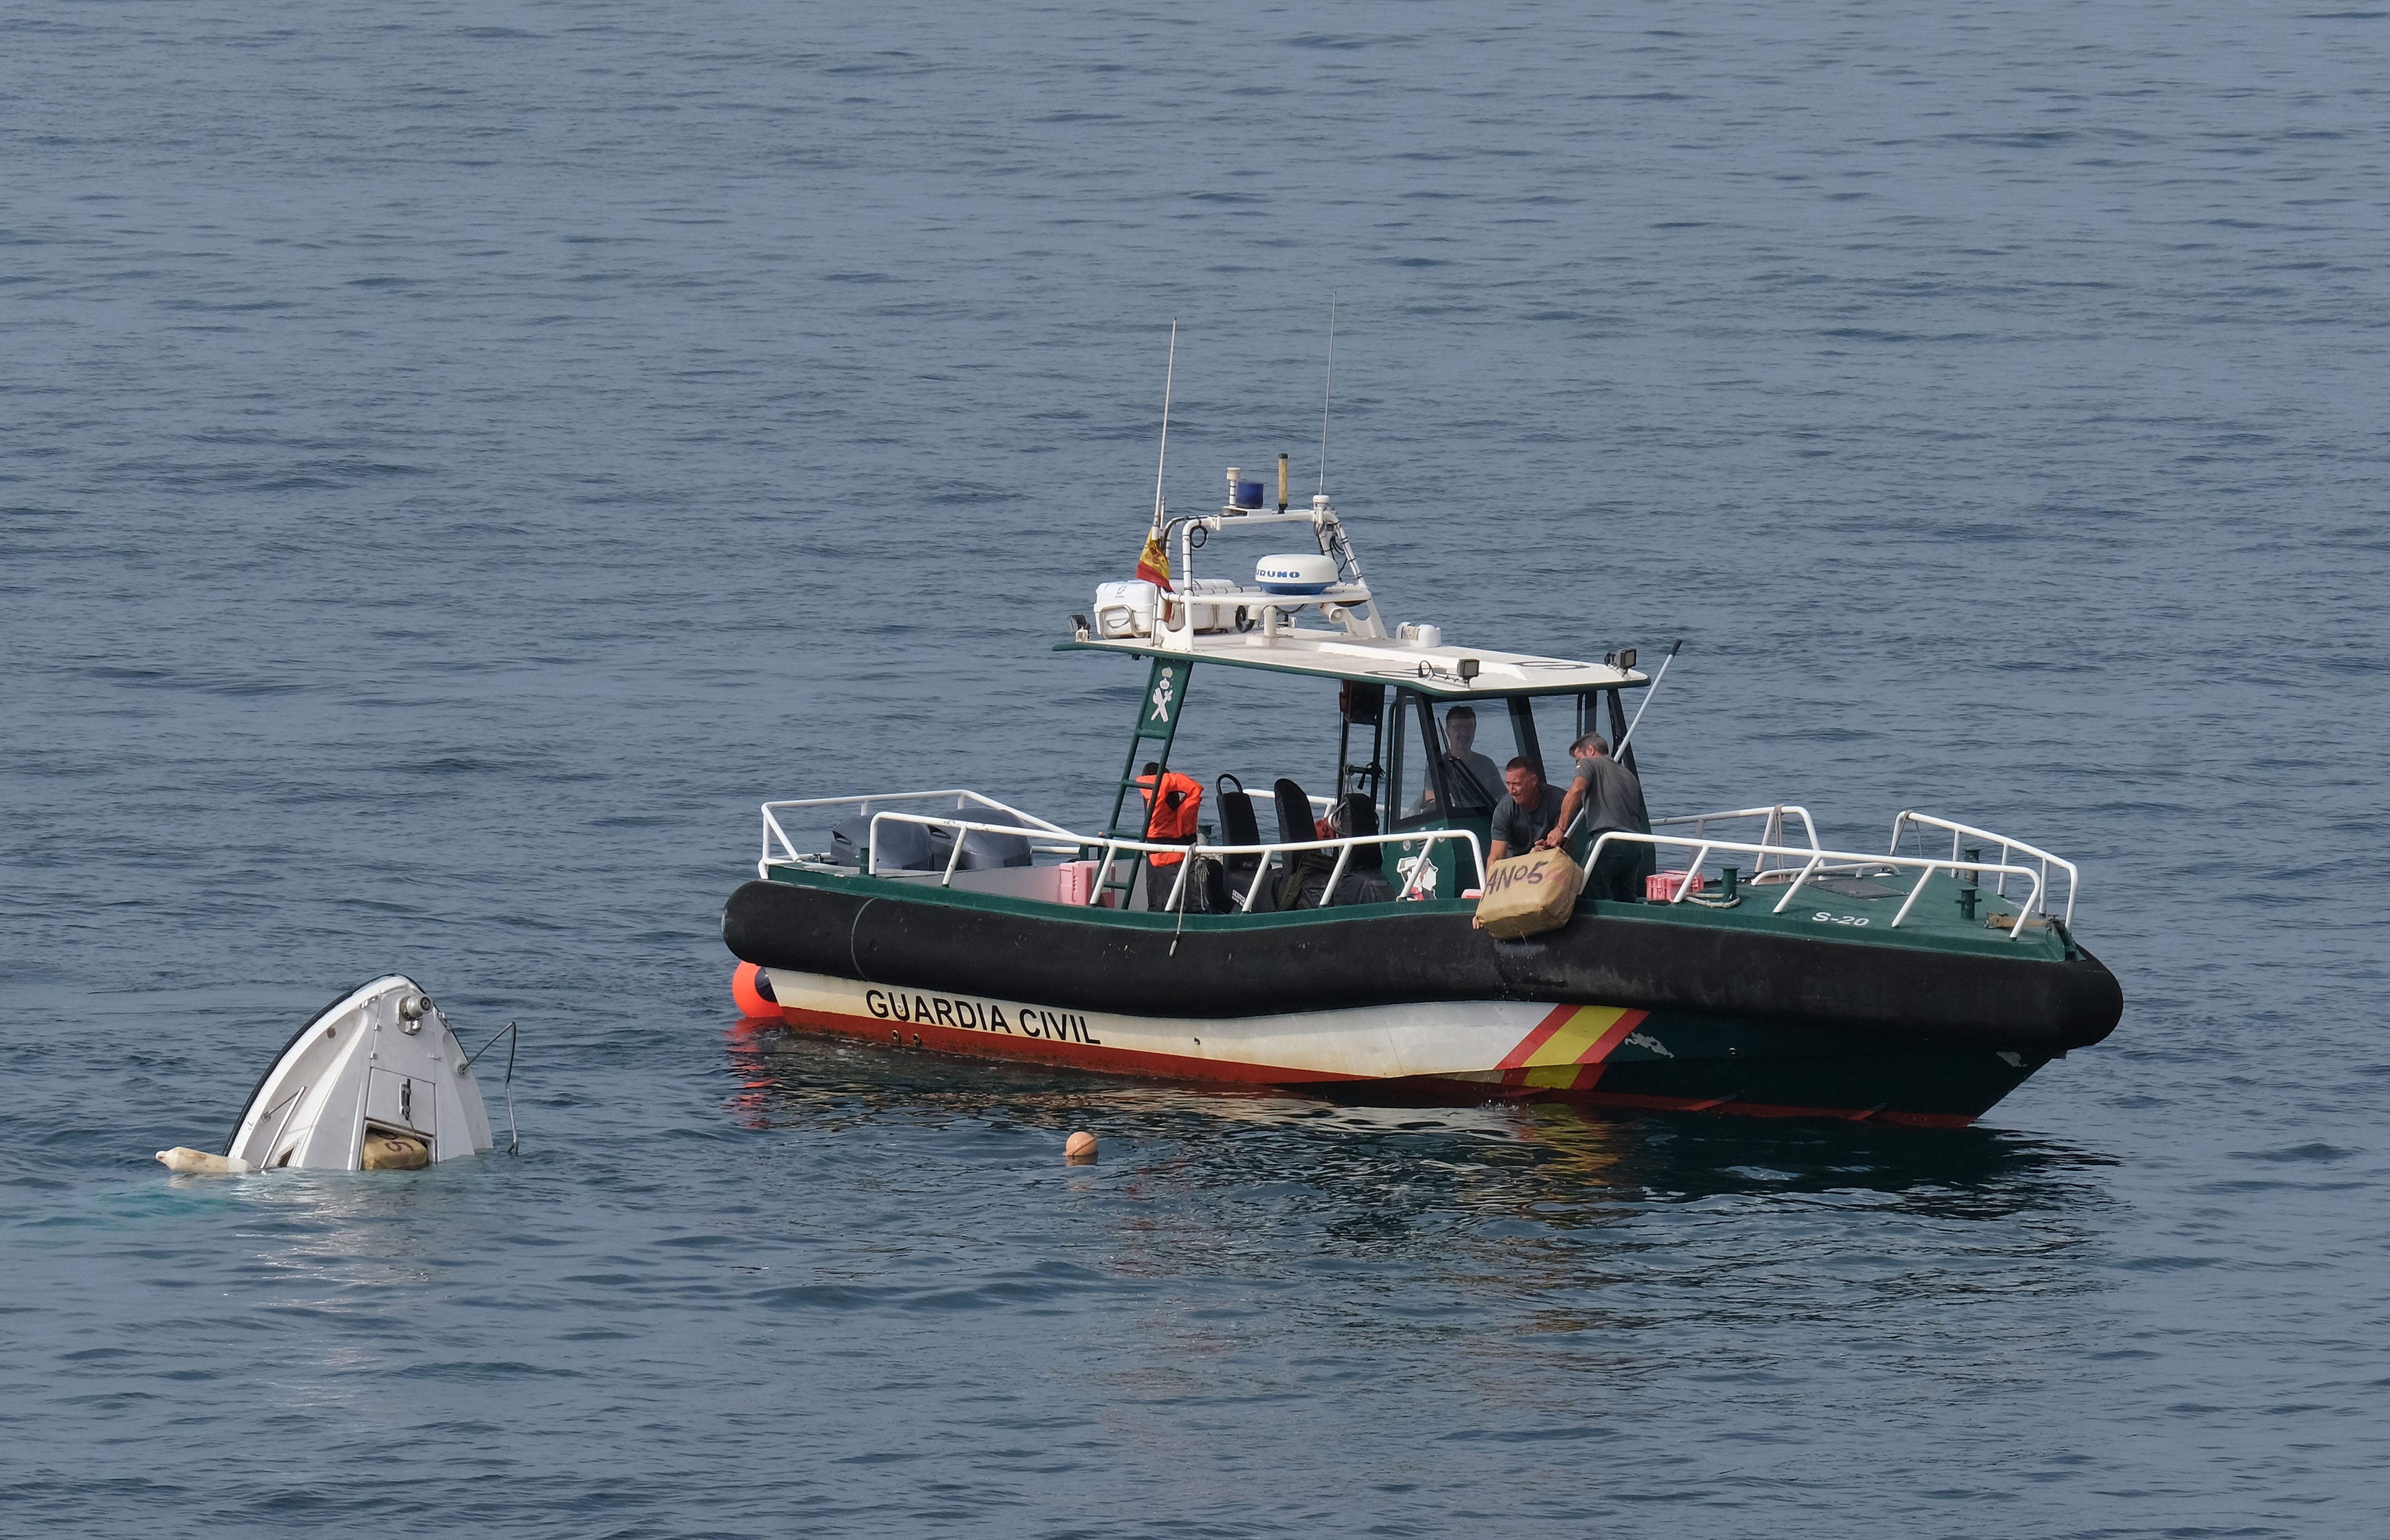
(1079, 642), (1653, 892)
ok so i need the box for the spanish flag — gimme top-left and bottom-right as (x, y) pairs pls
(1135, 525), (1171, 587)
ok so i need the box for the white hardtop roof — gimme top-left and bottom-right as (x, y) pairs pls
(1066, 491), (1648, 695)
(1057, 630), (1649, 697)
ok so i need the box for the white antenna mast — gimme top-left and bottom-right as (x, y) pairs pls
(1152, 320), (1177, 526)
(1316, 295), (1336, 496)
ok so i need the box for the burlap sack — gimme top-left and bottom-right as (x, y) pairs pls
(1473, 847), (1585, 938)
(361, 1131), (430, 1170)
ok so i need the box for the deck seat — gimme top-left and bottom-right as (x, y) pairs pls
(831, 811), (936, 871)
(928, 806), (1035, 870)
(1217, 775), (1265, 908)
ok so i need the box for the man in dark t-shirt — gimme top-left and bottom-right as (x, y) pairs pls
(1487, 758), (1559, 862)
(1537, 732), (1654, 900)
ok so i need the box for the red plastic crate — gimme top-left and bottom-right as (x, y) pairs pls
(1646, 870), (1702, 901)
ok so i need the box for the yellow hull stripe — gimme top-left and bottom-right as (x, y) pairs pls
(1523, 1005), (1633, 1068)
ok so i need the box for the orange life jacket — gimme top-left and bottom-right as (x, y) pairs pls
(1135, 770), (1203, 866)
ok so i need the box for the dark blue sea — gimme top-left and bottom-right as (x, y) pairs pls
(6, 4), (2388, 1535)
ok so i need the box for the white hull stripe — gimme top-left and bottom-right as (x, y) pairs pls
(763, 969), (1647, 1085)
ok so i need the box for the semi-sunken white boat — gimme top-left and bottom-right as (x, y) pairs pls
(725, 464), (2120, 1127)
(223, 975), (496, 1170)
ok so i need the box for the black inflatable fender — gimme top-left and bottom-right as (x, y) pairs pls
(723, 879), (2122, 1054)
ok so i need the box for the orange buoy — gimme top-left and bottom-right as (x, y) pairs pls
(1065, 1130), (1098, 1165)
(731, 961), (779, 1019)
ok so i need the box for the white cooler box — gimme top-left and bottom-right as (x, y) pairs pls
(1093, 579), (1247, 637)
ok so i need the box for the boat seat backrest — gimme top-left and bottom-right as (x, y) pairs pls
(832, 811), (937, 871)
(1272, 779), (1315, 846)
(928, 805), (1035, 870)
(1340, 791), (1379, 840)
(1216, 776), (1262, 875)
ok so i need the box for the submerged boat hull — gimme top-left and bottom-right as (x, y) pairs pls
(723, 878), (2121, 1126)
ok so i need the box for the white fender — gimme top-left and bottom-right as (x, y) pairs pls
(156, 1147), (252, 1175)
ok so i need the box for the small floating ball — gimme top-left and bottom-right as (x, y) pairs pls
(1065, 1131), (1098, 1165)
(731, 961), (779, 1019)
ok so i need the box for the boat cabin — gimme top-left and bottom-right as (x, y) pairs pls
(1053, 644), (1650, 906)
(1065, 488), (1648, 904)
(762, 487), (1648, 914)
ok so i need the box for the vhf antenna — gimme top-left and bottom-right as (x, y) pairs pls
(1152, 320), (1177, 526)
(1316, 295), (1336, 496)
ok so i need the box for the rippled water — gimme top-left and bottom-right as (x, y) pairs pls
(7, 4), (2389, 1534)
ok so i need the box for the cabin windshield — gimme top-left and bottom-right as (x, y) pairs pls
(1386, 688), (1642, 830)
(1119, 663), (1646, 865)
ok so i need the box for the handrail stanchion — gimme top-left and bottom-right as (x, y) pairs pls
(2009, 872), (2047, 938)
(1670, 842), (1713, 904)
(1889, 865), (1934, 929)
(1318, 842), (1355, 907)
(1771, 853), (1826, 915)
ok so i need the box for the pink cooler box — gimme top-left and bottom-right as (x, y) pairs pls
(1055, 860), (1097, 906)
(1646, 870), (1702, 901)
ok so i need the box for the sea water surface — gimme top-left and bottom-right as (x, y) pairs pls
(5, 3), (2389, 1535)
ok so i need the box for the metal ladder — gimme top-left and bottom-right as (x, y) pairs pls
(1094, 657), (1192, 908)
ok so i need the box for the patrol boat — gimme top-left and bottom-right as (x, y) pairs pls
(723, 466), (2121, 1127)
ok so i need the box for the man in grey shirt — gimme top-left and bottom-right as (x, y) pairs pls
(1440, 705), (1506, 811)
(1537, 731), (1654, 900)
(1487, 758), (1560, 862)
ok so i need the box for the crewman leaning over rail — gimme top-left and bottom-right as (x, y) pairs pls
(1537, 732), (1653, 901)
(1134, 761), (1204, 911)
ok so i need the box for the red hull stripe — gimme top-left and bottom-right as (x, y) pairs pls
(1579, 1009), (1647, 1064)
(766, 1003), (1974, 1128)
(1495, 1003), (1580, 1070)
(1493, 1005), (1652, 1093)
(1556, 1088), (1975, 1129)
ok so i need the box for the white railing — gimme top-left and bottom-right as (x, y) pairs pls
(761, 790), (1480, 912)
(1651, 804), (1821, 880)
(1585, 830), (2052, 940)
(761, 793), (2074, 934)
(1888, 811), (2078, 926)
(869, 811), (1481, 911)
(1087, 826), (1486, 912)
(757, 789), (1079, 878)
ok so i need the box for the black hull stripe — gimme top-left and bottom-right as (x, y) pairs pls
(722, 880), (2122, 1054)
